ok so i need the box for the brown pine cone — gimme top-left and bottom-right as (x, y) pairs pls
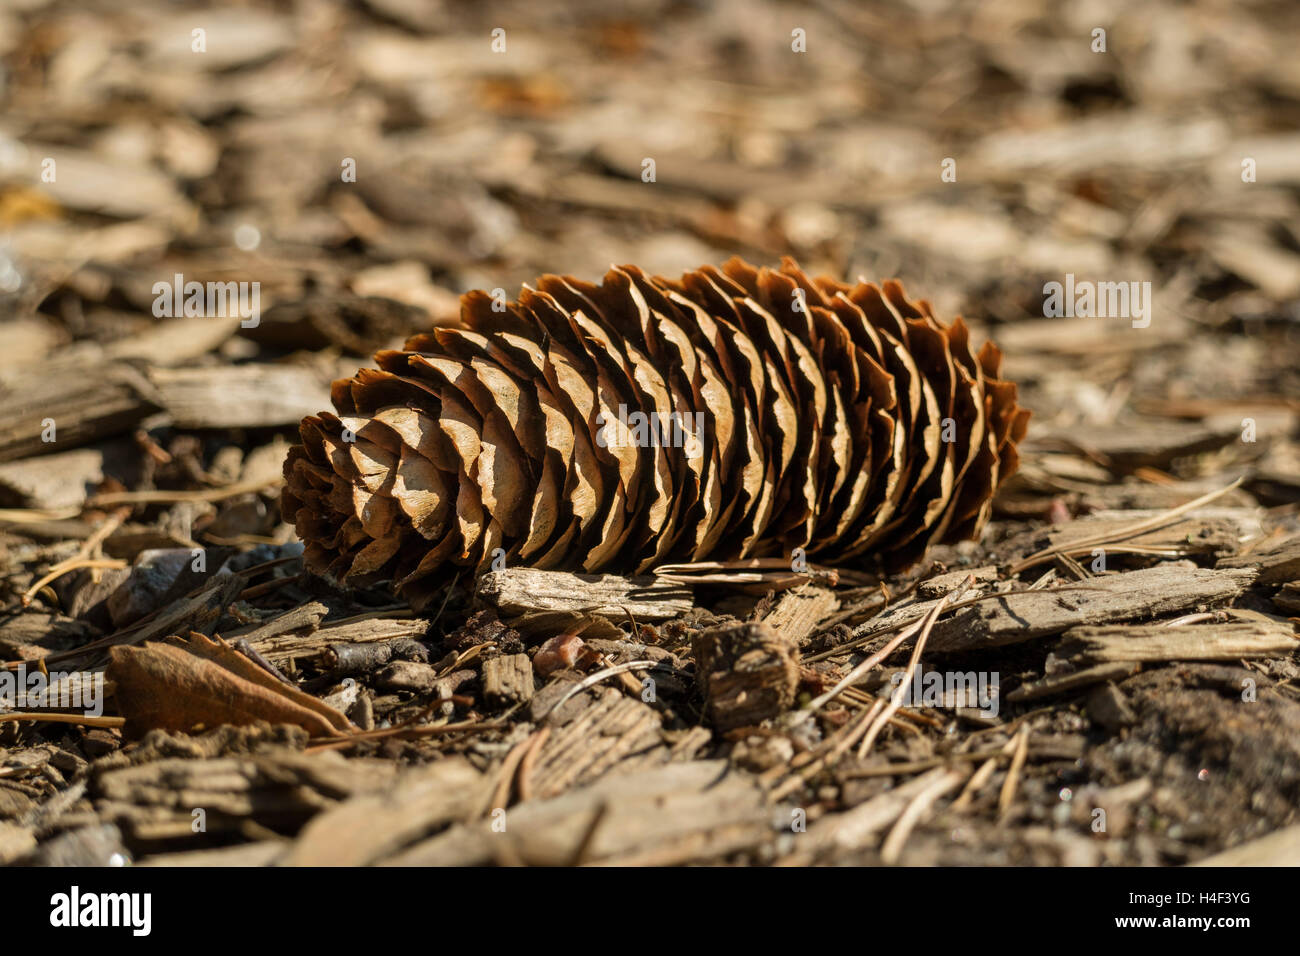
(282, 257), (1029, 607)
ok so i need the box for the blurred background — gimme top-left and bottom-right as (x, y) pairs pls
(0, 0), (1297, 528)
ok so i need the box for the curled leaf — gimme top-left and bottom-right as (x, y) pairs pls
(107, 632), (354, 738)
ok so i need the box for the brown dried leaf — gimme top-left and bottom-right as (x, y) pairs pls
(107, 632), (354, 738)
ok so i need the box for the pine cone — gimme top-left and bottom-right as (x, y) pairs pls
(282, 257), (1029, 607)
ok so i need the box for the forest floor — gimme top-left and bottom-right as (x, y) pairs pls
(1, 0), (1298, 865)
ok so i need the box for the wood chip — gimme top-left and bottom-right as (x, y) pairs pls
(1010, 511), (1256, 563)
(927, 565), (1258, 653)
(0, 362), (161, 463)
(1006, 663), (1141, 703)
(482, 653), (535, 706)
(1217, 535), (1300, 586)
(1057, 619), (1297, 664)
(251, 617), (427, 666)
(476, 568), (693, 622)
(0, 448), (104, 510)
(379, 760), (771, 866)
(147, 365), (331, 429)
(692, 621), (799, 731)
(760, 585), (840, 648)
(283, 758), (487, 866)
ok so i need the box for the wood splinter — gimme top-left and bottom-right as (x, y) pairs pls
(692, 621), (799, 732)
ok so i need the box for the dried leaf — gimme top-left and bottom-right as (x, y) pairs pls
(107, 632), (354, 738)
